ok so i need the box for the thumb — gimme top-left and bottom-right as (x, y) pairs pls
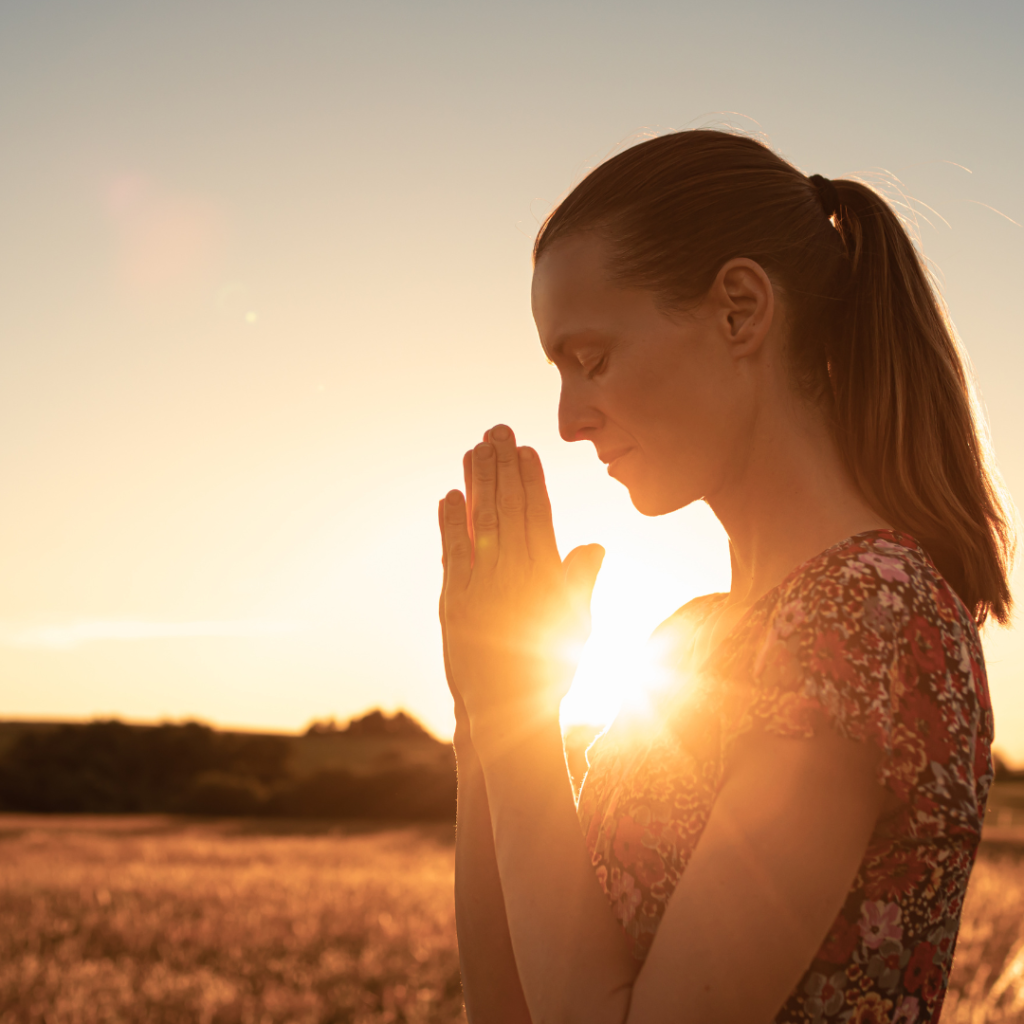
(563, 543), (605, 607)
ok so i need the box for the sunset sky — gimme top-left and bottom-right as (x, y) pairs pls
(2, 1), (1023, 761)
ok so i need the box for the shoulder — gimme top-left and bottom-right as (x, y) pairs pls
(750, 528), (984, 689)
(658, 592), (727, 631)
(649, 591), (727, 658)
(770, 528), (973, 647)
(743, 529), (990, 811)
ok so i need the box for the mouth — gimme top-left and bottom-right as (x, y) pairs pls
(598, 447), (634, 474)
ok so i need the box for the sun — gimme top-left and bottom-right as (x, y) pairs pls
(559, 543), (728, 731)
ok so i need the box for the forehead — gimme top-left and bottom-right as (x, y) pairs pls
(532, 234), (610, 312)
(532, 236), (624, 354)
(532, 235), (664, 358)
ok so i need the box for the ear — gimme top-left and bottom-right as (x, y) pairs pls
(708, 258), (774, 358)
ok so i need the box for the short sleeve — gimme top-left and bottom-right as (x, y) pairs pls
(712, 532), (987, 827)
(742, 568), (899, 787)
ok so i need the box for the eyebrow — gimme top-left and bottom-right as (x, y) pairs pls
(539, 336), (565, 366)
(544, 340), (564, 363)
(543, 329), (608, 363)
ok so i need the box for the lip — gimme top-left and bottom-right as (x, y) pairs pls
(597, 445), (633, 464)
(598, 447), (634, 473)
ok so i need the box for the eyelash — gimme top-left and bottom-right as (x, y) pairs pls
(584, 355), (607, 380)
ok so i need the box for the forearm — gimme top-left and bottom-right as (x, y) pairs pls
(475, 713), (637, 1024)
(455, 742), (533, 1024)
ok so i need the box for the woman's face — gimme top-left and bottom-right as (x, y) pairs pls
(531, 234), (758, 517)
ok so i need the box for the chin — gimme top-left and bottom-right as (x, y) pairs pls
(623, 479), (699, 518)
(610, 457), (703, 517)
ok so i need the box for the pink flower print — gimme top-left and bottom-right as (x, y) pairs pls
(774, 600), (806, 639)
(840, 559), (869, 580)
(878, 588), (906, 612)
(858, 552), (910, 583)
(859, 900), (904, 949)
(893, 995), (920, 1024)
(612, 816), (647, 870)
(609, 871), (642, 926)
(873, 538), (903, 555)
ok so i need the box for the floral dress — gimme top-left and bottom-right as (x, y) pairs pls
(577, 530), (992, 1024)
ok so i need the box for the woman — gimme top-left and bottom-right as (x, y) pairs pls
(437, 130), (1013, 1024)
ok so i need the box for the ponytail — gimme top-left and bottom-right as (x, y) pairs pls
(534, 131), (1015, 625)
(828, 180), (1014, 624)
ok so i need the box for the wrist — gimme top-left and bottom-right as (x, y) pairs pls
(453, 721), (476, 764)
(468, 701), (563, 767)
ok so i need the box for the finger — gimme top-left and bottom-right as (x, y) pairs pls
(518, 446), (560, 564)
(471, 443), (499, 571)
(564, 544), (605, 634)
(487, 424), (528, 559)
(438, 498), (446, 571)
(564, 544), (605, 605)
(462, 450), (474, 546)
(438, 499), (453, 660)
(438, 499), (469, 721)
(443, 490), (472, 590)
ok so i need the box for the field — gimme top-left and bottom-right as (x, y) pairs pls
(1, 816), (1023, 1024)
(0, 817), (464, 1024)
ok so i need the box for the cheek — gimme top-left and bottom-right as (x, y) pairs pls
(628, 359), (718, 448)
(631, 359), (742, 492)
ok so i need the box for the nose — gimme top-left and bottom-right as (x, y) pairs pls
(558, 380), (603, 442)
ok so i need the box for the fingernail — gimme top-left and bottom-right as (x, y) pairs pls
(491, 424), (511, 441)
(475, 443), (494, 458)
(519, 447), (534, 460)
(446, 490), (461, 505)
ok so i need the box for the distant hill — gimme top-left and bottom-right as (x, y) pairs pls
(0, 711), (456, 820)
(993, 752), (1024, 784)
(306, 709), (431, 739)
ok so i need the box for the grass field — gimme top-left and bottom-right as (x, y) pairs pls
(0, 817), (463, 1024)
(1, 816), (1023, 1024)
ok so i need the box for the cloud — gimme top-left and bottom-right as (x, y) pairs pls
(0, 620), (301, 650)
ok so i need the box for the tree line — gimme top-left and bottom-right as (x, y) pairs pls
(0, 716), (457, 820)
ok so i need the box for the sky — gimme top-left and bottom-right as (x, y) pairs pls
(1, 0), (1023, 761)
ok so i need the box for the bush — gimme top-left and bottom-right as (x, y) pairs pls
(266, 768), (456, 820)
(0, 718), (456, 821)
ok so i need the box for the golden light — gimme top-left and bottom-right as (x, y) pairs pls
(560, 547), (720, 731)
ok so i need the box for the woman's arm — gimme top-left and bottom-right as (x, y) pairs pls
(629, 727), (886, 1023)
(454, 743), (533, 1024)
(440, 499), (532, 1023)
(471, 713), (639, 1024)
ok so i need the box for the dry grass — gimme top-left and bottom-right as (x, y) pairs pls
(942, 846), (1024, 1022)
(0, 817), (464, 1024)
(1, 816), (1022, 1023)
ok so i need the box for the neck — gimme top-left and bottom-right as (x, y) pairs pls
(705, 399), (887, 609)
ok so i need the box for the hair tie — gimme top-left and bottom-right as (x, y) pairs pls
(809, 174), (840, 219)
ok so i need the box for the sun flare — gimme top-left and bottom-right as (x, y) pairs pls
(559, 546), (726, 731)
